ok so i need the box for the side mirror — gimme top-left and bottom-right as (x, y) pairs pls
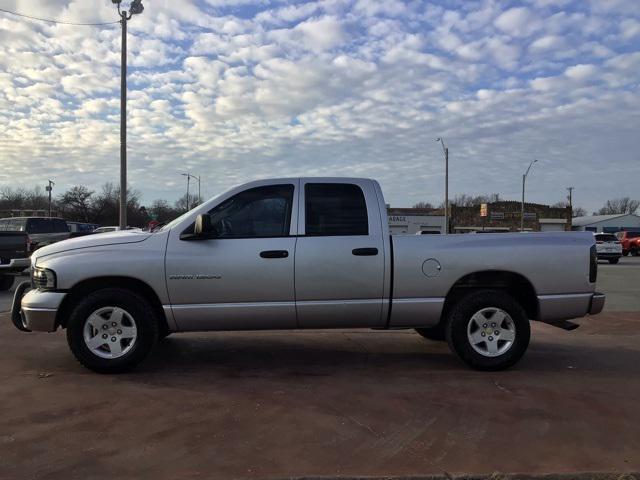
(194, 214), (216, 238)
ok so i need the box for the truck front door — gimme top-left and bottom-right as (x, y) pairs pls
(165, 183), (298, 331)
(295, 180), (386, 328)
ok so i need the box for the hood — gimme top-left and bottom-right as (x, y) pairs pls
(32, 230), (152, 262)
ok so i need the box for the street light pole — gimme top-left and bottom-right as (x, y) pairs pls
(436, 138), (449, 235)
(46, 180), (54, 218)
(113, 0), (144, 230)
(119, 10), (127, 230)
(521, 159), (538, 231)
(182, 173), (201, 210)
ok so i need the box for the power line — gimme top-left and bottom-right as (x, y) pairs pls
(0, 7), (118, 26)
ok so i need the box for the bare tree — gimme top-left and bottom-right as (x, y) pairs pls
(174, 193), (201, 213)
(58, 186), (94, 222)
(597, 198), (639, 215)
(412, 201), (434, 209)
(447, 193), (501, 208)
(552, 201), (586, 218)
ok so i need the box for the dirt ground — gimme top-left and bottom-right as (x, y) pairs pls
(1, 310), (639, 480)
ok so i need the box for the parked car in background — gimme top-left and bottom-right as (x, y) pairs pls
(0, 231), (30, 290)
(13, 177), (604, 374)
(594, 233), (622, 263)
(67, 222), (100, 238)
(616, 231), (640, 257)
(0, 217), (70, 251)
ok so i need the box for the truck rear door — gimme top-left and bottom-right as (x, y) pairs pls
(295, 180), (387, 328)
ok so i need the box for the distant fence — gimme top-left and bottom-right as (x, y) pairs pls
(0, 210), (58, 218)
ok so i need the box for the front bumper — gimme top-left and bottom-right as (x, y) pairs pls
(14, 288), (66, 332)
(0, 257), (30, 273)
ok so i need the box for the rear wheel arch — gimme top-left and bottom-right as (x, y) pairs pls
(56, 276), (169, 336)
(441, 270), (538, 322)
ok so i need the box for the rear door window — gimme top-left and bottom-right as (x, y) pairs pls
(26, 218), (53, 234)
(305, 183), (368, 236)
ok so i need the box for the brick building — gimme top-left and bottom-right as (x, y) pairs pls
(450, 201), (572, 233)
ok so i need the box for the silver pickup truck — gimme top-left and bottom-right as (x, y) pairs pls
(12, 178), (604, 373)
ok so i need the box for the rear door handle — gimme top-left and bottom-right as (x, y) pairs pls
(352, 248), (378, 256)
(260, 250), (289, 259)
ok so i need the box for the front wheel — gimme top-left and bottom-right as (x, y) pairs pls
(66, 288), (159, 373)
(446, 290), (530, 371)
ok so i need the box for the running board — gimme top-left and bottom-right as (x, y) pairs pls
(541, 319), (580, 331)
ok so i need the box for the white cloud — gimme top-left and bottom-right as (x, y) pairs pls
(529, 34), (564, 51)
(294, 16), (345, 52)
(564, 63), (598, 81)
(494, 7), (539, 37)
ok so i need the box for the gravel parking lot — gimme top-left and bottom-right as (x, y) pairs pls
(0, 258), (639, 479)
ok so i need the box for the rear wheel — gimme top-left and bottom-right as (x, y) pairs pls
(66, 288), (159, 373)
(446, 290), (530, 371)
(415, 325), (446, 342)
(631, 247), (639, 257)
(608, 258), (619, 264)
(0, 275), (14, 291)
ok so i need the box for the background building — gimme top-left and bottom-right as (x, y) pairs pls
(572, 214), (640, 233)
(387, 208), (445, 234)
(387, 201), (571, 234)
(451, 201), (571, 233)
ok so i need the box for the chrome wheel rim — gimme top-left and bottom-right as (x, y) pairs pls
(83, 306), (137, 359)
(467, 307), (516, 358)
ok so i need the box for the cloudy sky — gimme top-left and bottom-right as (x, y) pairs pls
(0, 0), (639, 213)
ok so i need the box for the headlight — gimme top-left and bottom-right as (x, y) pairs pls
(32, 267), (57, 290)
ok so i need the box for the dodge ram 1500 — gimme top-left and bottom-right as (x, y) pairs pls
(12, 178), (605, 373)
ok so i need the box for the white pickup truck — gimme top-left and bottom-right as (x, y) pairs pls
(12, 177), (604, 373)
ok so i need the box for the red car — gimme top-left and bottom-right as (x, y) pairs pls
(616, 231), (640, 256)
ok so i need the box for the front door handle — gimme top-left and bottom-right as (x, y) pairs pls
(260, 250), (289, 259)
(352, 248), (378, 256)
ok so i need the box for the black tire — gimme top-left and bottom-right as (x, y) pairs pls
(445, 290), (530, 371)
(608, 258), (619, 264)
(415, 325), (446, 342)
(622, 250), (629, 257)
(66, 288), (159, 374)
(0, 275), (14, 291)
(631, 247), (639, 257)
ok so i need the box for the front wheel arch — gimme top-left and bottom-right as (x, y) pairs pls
(56, 276), (169, 336)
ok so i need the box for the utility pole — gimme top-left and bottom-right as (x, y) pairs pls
(567, 187), (574, 211)
(436, 137), (449, 235)
(46, 180), (54, 217)
(113, 0), (144, 230)
(521, 159), (538, 231)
